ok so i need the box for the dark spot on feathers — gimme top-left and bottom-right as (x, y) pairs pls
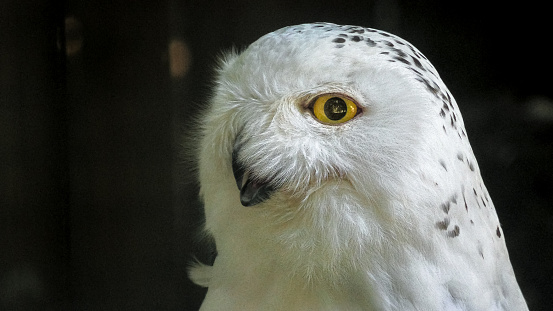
(437, 218), (450, 230)
(496, 226), (502, 238)
(391, 48), (407, 58)
(351, 35), (362, 42)
(407, 44), (420, 58)
(440, 93), (450, 103)
(393, 56), (411, 65)
(448, 225), (460, 238)
(439, 160), (447, 171)
(348, 29), (365, 34)
(450, 194), (457, 204)
(441, 202), (451, 214)
(333, 37), (346, 43)
(408, 67), (423, 77)
(417, 77), (440, 96)
(411, 56), (424, 70)
(366, 38), (377, 47)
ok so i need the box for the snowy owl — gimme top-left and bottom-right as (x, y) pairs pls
(189, 23), (528, 310)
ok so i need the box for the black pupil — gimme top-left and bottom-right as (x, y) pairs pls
(324, 97), (348, 120)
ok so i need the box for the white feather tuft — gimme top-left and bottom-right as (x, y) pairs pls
(188, 261), (213, 288)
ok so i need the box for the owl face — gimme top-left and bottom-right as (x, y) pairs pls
(201, 23), (460, 208)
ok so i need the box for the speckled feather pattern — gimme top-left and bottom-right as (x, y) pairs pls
(190, 23), (528, 310)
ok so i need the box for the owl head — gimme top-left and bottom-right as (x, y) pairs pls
(191, 23), (527, 310)
(198, 22), (470, 225)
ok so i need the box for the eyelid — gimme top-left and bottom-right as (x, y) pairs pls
(307, 93), (358, 108)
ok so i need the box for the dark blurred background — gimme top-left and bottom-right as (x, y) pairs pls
(1, 0), (551, 310)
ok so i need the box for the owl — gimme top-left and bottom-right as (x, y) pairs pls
(189, 23), (528, 310)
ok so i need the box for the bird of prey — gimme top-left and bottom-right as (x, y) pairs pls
(189, 23), (528, 311)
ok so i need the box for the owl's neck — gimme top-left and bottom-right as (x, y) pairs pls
(206, 180), (436, 310)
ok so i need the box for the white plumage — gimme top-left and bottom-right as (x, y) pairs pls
(189, 23), (528, 310)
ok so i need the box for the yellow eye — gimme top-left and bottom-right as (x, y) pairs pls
(311, 94), (358, 124)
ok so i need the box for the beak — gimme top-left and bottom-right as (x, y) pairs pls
(232, 147), (276, 207)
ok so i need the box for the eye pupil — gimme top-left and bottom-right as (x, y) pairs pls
(324, 97), (348, 120)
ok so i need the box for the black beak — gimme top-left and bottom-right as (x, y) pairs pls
(232, 148), (276, 207)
